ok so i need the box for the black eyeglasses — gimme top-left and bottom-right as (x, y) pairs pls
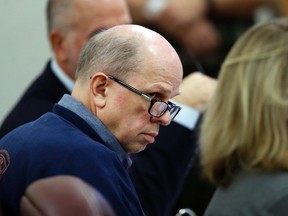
(107, 75), (181, 120)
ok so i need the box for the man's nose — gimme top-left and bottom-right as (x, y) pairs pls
(151, 111), (171, 126)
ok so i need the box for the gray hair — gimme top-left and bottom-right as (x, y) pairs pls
(75, 28), (144, 83)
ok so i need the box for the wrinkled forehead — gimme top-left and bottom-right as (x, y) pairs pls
(134, 56), (183, 98)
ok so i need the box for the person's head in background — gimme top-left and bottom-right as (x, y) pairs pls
(72, 24), (183, 153)
(200, 17), (288, 186)
(46, 0), (131, 80)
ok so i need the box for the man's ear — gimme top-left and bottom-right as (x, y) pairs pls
(49, 30), (67, 63)
(90, 73), (109, 108)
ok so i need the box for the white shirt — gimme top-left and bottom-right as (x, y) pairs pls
(51, 58), (74, 92)
(173, 101), (200, 130)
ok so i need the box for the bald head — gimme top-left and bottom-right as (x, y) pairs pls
(113, 24), (180, 59)
(20, 176), (115, 216)
(114, 24), (182, 78)
(75, 24), (182, 84)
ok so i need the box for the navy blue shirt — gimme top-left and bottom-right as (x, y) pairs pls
(0, 95), (144, 216)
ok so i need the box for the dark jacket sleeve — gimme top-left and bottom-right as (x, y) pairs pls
(129, 121), (199, 216)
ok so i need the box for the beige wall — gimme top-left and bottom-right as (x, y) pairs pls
(0, 1), (50, 124)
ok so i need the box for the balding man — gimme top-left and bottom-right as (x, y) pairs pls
(0, 24), (183, 216)
(0, 1), (216, 215)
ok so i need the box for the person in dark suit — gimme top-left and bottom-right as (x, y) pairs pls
(0, 24), (184, 216)
(0, 0), (216, 215)
(0, 61), (68, 137)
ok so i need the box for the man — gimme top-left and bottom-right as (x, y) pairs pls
(0, 0), (213, 138)
(0, 24), (183, 216)
(0, 0), (216, 215)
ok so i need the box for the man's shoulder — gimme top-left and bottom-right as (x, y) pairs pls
(1, 112), (113, 157)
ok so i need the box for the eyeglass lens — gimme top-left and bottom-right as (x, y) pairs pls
(150, 101), (180, 120)
(150, 101), (167, 117)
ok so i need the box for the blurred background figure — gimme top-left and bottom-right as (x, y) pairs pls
(200, 17), (288, 215)
(21, 176), (115, 216)
(0, 0), (132, 138)
(128, 0), (278, 78)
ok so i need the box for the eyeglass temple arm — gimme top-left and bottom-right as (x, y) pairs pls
(107, 75), (152, 102)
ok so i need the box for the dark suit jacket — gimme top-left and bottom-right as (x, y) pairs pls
(0, 61), (69, 138)
(0, 104), (144, 216)
(0, 60), (199, 215)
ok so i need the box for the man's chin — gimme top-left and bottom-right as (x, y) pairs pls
(129, 142), (151, 154)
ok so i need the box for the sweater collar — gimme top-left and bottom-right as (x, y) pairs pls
(58, 94), (132, 168)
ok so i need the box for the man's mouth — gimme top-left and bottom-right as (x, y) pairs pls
(142, 132), (158, 143)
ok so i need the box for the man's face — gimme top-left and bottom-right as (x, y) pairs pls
(62, 0), (131, 78)
(100, 62), (182, 154)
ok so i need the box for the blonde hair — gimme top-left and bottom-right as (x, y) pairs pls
(200, 18), (288, 186)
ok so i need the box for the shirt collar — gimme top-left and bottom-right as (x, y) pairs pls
(58, 94), (132, 168)
(51, 58), (74, 93)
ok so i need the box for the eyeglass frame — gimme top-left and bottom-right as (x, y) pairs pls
(107, 75), (181, 120)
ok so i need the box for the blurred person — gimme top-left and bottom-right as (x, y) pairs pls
(128, 0), (277, 78)
(0, 24), (183, 216)
(0, 1), (216, 215)
(277, 0), (288, 16)
(127, 0), (276, 51)
(200, 17), (288, 215)
(0, 0), (132, 137)
(21, 176), (115, 216)
(127, 0), (219, 59)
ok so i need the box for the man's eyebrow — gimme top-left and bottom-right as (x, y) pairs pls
(147, 83), (176, 98)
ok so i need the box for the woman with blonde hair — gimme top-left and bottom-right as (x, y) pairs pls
(200, 17), (288, 215)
